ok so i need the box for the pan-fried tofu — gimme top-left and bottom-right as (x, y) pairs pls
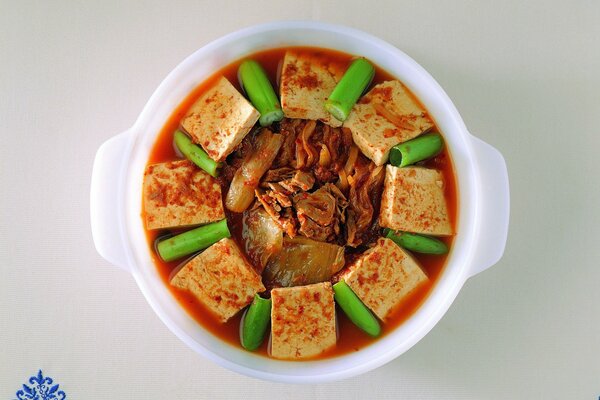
(143, 159), (225, 230)
(343, 238), (428, 320)
(379, 165), (452, 236)
(280, 51), (345, 127)
(170, 238), (265, 323)
(271, 282), (336, 360)
(181, 76), (260, 162)
(344, 80), (434, 166)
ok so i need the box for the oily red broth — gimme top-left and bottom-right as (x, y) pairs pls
(143, 47), (457, 359)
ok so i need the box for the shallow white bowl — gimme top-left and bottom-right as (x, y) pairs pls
(90, 21), (509, 383)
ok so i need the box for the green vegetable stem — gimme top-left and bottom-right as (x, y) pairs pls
(385, 229), (448, 255)
(174, 130), (221, 177)
(388, 133), (443, 167)
(241, 294), (272, 351)
(157, 219), (231, 262)
(333, 280), (381, 337)
(238, 60), (284, 127)
(325, 58), (375, 122)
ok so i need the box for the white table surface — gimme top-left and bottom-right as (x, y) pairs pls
(2, 1), (599, 398)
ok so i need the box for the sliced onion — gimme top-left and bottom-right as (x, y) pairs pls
(344, 146), (359, 175)
(336, 169), (349, 192)
(319, 143), (332, 167)
(301, 120), (317, 167)
(225, 129), (283, 213)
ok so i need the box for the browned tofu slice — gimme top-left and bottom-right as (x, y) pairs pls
(343, 237), (428, 320)
(270, 282), (336, 360)
(170, 238), (265, 323)
(379, 165), (452, 236)
(181, 76), (259, 162)
(344, 80), (434, 166)
(280, 51), (345, 127)
(143, 159), (225, 230)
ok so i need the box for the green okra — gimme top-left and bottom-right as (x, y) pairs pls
(174, 130), (221, 177)
(389, 133), (444, 167)
(157, 219), (231, 262)
(325, 58), (375, 122)
(238, 59), (284, 127)
(385, 229), (448, 255)
(241, 294), (272, 351)
(333, 280), (381, 337)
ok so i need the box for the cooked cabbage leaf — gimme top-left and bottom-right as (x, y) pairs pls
(242, 207), (283, 271)
(263, 236), (345, 288)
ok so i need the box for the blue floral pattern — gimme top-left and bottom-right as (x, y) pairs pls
(15, 370), (66, 400)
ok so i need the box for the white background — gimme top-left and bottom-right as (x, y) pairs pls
(1, 1), (599, 398)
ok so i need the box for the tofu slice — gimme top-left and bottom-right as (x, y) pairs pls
(379, 165), (452, 236)
(181, 76), (260, 162)
(344, 80), (434, 166)
(143, 159), (225, 230)
(271, 282), (336, 360)
(170, 238), (265, 323)
(343, 237), (428, 320)
(280, 51), (345, 127)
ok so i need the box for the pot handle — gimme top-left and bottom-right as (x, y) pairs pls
(467, 135), (510, 278)
(90, 130), (134, 271)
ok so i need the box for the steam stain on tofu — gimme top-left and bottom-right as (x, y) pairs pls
(344, 80), (434, 166)
(143, 159), (225, 230)
(181, 76), (260, 162)
(170, 238), (265, 323)
(280, 51), (345, 127)
(379, 165), (452, 236)
(270, 282), (336, 360)
(343, 237), (428, 320)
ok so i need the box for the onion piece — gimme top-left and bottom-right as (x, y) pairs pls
(225, 129), (283, 213)
(300, 120), (317, 167)
(336, 169), (349, 192)
(344, 145), (359, 175)
(319, 144), (332, 167)
(373, 102), (416, 130)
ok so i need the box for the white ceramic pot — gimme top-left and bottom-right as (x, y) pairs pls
(90, 21), (509, 383)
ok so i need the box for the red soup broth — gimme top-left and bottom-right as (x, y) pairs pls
(143, 47), (458, 359)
